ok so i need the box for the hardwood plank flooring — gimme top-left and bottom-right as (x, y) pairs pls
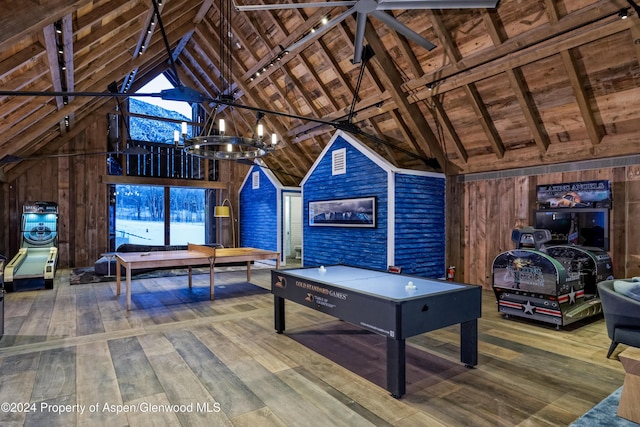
(0, 267), (626, 426)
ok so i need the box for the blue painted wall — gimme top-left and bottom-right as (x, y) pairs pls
(303, 136), (388, 269)
(394, 173), (445, 278)
(302, 132), (445, 278)
(239, 166), (278, 251)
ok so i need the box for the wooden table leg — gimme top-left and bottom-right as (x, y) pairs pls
(188, 266), (193, 288)
(116, 259), (121, 295)
(126, 266), (132, 311)
(209, 258), (215, 300)
(246, 261), (251, 282)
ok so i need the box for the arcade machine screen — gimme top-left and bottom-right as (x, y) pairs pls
(534, 208), (609, 250)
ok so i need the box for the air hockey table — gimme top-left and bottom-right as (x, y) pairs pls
(271, 265), (482, 398)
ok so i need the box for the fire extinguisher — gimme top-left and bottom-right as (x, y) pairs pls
(447, 266), (456, 281)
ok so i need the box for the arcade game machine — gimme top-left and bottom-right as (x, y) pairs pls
(492, 226), (613, 328)
(4, 202), (59, 292)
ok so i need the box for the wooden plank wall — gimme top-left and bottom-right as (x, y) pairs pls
(452, 167), (633, 290)
(0, 119), (109, 268)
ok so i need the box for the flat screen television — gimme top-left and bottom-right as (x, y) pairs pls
(534, 208), (609, 251)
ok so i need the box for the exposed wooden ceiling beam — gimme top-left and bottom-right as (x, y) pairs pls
(243, 8), (332, 86)
(463, 84), (505, 159)
(364, 21), (450, 171)
(387, 18), (423, 79)
(482, 10), (550, 153)
(74, 3), (148, 58)
(61, 14), (75, 101)
(505, 68), (550, 152)
(410, 7), (634, 102)
(432, 96), (467, 163)
(560, 49), (602, 145)
(43, 23), (65, 110)
(0, 0), (89, 52)
(404, 0), (626, 92)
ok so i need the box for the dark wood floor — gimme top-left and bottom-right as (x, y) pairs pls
(0, 265), (626, 426)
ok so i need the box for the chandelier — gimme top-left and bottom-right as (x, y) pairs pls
(173, 0), (278, 160)
(175, 110), (277, 160)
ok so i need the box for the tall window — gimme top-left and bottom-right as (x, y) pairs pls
(112, 185), (213, 249)
(114, 185), (165, 246)
(170, 187), (206, 245)
(107, 75), (217, 250)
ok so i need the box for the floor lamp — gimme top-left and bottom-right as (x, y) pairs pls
(214, 199), (236, 248)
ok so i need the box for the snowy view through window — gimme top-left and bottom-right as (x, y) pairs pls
(112, 75), (207, 248)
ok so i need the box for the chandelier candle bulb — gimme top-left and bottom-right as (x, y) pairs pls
(181, 121), (187, 136)
(257, 124), (263, 138)
(173, 130), (179, 143)
(271, 133), (277, 146)
(219, 119), (225, 135)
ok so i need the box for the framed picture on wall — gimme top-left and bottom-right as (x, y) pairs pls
(308, 197), (376, 227)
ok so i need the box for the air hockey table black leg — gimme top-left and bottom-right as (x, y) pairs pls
(274, 295), (285, 334)
(460, 318), (478, 368)
(387, 337), (406, 399)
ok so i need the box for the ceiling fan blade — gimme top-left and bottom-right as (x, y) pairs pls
(0, 87), (213, 104)
(352, 11), (369, 64)
(159, 86), (213, 103)
(234, 1), (356, 11)
(376, 0), (499, 9)
(370, 10), (436, 51)
(285, 6), (355, 54)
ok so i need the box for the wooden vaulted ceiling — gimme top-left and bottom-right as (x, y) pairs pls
(1, 0), (640, 186)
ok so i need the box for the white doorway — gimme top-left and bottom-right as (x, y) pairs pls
(284, 193), (302, 265)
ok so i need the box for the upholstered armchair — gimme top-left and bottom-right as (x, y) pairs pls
(597, 280), (640, 358)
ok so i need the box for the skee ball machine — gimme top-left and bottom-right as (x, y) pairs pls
(4, 202), (59, 292)
(492, 227), (613, 328)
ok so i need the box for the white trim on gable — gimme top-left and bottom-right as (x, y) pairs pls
(301, 130), (395, 186)
(300, 130), (444, 186)
(240, 159), (301, 192)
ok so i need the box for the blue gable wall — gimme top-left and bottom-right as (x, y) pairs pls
(394, 173), (445, 278)
(303, 135), (388, 269)
(239, 166), (278, 251)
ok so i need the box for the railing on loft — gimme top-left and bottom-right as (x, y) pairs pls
(122, 140), (218, 181)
